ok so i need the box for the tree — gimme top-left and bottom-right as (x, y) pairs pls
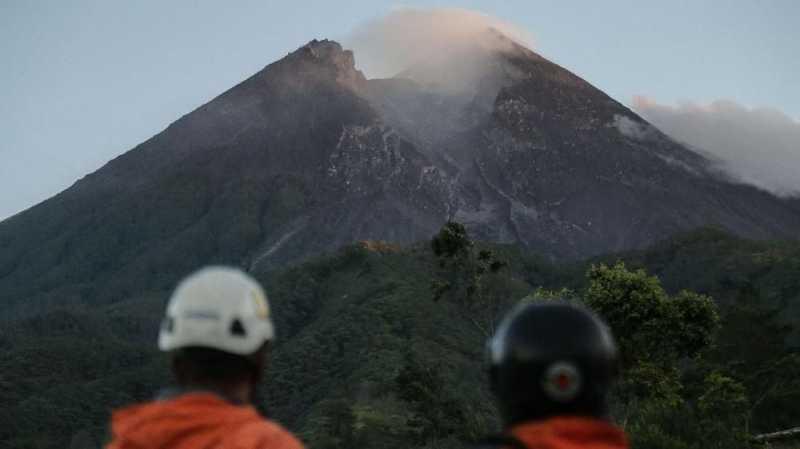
(394, 353), (470, 444)
(430, 222), (508, 337)
(709, 284), (800, 433)
(304, 398), (357, 449)
(582, 262), (757, 448)
(585, 262), (718, 370)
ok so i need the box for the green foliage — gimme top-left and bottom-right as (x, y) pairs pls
(394, 353), (469, 443)
(0, 295), (171, 449)
(707, 286), (800, 432)
(626, 399), (751, 449)
(583, 262), (764, 448)
(698, 372), (749, 421)
(2, 227), (799, 449)
(431, 222), (472, 259)
(666, 290), (719, 359)
(586, 263), (719, 372)
(599, 227), (800, 343)
(302, 398), (357, 449)
(429, 222), (512, 337)
(616, 362), (684, 408)
(521, 287), (581, 304)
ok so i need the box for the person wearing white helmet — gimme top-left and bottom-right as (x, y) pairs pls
(106, 266), (305, 449)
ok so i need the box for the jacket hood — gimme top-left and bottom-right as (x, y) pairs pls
(511, 417), (628, 449)
(109, 393), (270, 449)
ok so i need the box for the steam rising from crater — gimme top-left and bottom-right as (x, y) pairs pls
(345, 7), (534, 86)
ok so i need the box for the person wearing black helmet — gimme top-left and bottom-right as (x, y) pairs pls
(486, 301), (628, 449)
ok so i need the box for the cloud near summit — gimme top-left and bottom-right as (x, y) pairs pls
(345, 9), (800, 199)
(344, 7), (534, 80)
(634, 97), (800, 197)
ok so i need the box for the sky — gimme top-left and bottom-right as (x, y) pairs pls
(1, 0), (798, 219)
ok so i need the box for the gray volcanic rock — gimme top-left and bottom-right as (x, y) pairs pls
(365, 35), (800, 259)
(0, 40), (447, 316)
(1, 36), (798, 316)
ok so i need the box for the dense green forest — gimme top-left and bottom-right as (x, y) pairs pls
(1, 226), (798, 448)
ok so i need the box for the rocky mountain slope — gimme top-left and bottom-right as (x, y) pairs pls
(1, 35), (798, 317)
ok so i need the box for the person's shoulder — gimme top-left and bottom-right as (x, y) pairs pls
(234, 417), (306, 449)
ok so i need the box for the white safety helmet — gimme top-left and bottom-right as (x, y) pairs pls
(158, 266), (275, 355)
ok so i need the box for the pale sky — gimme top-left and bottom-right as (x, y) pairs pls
(2, 0), (798, 220)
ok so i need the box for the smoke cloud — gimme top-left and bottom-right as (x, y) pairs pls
(634, 97), (800, 197)
(345, 7), (534, 83)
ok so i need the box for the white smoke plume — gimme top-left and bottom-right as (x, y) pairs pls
(345, 7), (534, 83)
(634, 97), (800, 197)
(613, 115), (655, 140)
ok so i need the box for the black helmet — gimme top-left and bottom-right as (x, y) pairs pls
(488, 302), (619, 426)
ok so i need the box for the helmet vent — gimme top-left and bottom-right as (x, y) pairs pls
(230, 318), (247, 337)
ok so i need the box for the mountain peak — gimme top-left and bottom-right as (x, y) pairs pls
(288, 39), (366, 90)
(300, 39), (347, 63)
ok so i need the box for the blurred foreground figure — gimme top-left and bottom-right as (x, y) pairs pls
(487, 302), (628, 449)
(106, 266), (305, 449)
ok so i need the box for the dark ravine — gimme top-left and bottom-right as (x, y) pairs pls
(1, 36), (799, 317)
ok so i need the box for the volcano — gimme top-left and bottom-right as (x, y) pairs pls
(1, 35), (798, 316)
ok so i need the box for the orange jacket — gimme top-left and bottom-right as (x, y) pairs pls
(106, 392), (305, 449)
(510, 417), (628, 449)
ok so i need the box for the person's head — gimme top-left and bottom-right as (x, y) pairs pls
(487, 302), (619, 427)
(158, 266), (275, 403)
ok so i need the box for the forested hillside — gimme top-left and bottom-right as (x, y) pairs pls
(1, 227), (798, 448)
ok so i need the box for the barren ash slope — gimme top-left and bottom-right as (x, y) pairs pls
(1, 33), (799, 315)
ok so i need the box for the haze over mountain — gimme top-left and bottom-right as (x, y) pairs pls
(1, 26), (799, 318)
(634, 96), (800, 197)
